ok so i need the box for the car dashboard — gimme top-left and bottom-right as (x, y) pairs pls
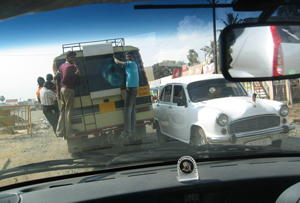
(1, 156), (300, 203)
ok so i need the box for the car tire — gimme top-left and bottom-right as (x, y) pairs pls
(131, 125), (146, 149)
(113, 130), (122, 142)
(156, 123), (166, 146)
(271, 140), (282, 148)
(190, 127), (208, 146)
(135, 125), (146, 140)
(67, 137), (82, 154)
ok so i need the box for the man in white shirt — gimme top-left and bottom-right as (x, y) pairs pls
(40, 81), (59, 135)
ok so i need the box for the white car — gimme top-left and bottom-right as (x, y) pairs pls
(229, 25), (300, 78)
(153, 74), (295, 147)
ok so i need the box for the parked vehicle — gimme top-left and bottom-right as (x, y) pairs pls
(153, 74), (294, 147)
(30, 106), (36, 111)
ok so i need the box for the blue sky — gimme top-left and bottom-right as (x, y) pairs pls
(0, 1), (261, 101)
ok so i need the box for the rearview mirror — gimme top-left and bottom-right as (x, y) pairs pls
(219, 23), (300, 81)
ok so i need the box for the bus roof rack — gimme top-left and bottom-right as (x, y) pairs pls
(62, 38), (125, 53)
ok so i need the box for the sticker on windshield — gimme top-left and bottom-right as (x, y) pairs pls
(177, 156), (199, 182)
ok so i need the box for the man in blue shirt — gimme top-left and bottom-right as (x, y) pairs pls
(114, 51), (139, 140)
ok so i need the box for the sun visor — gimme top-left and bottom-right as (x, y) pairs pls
(232, 0), (274, 11)
(83, 42), (114, 57)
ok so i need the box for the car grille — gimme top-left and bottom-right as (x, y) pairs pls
(228, 115), (280, 134)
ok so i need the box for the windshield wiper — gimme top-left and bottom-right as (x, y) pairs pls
(110, 144), (297, 165)
(0, 157), (109, 181)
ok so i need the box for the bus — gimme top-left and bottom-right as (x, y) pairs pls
(53, 38), (154, 153)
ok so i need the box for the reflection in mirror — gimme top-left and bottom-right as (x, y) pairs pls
(226, 25), (300, 78)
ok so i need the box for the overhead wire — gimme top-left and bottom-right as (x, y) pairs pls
(143, 7), (213, 64)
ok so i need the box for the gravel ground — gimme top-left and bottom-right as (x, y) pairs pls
(0, 110), (159, 187)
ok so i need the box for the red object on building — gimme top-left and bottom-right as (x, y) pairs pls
(172, 68), (182, 79)
(182, 65), (187, 72)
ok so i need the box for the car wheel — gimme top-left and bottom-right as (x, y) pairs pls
(113, 130), (122, 142)
(271, 140), (282, 148)
(156, 123), (166, 145)
(135, 125), (146, 140)
(131, 125), (146, 149)
(67, 137), (82, 154)
(190, 127), (208, 146)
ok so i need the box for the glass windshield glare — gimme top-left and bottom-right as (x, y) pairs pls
(0, 0), (299, 188)
(187, 79), (247, 102)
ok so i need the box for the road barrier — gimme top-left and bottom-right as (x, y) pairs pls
(0, 105), (32, 135)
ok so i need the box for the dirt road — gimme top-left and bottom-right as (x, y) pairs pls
(0, 110), (71, 166)
(1, 105), (300, 187)
(0, 110), (159, 187)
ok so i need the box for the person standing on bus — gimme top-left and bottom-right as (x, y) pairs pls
(46, 73), (59, 113)
(54, 51), (81, 139)
(40, 81), (59, 134)
(114, 51), (139, 140)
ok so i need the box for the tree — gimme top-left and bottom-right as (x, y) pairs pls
(153, 60), (184, 80)
(277, 1), (300, 21)
(187, 49), (200, 67)
(200, 40), (216, 63)
(0, 96), (5, 103)
(221, 13), (245, 27)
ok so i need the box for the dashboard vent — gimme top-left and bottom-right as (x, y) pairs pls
(49, 183), (73, 188)
(210, 164), (238, 168)
(249, 162), (276, 165)
(84, 177), (116, 183)
(128, 172), (157, 177)
(288, 160), (300, 162)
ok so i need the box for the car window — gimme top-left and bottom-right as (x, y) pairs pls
(173, 85), (186, 103)
(159, 88), (165, 101)
(161, 85), (172, 102)
(187, 79), (247, 102)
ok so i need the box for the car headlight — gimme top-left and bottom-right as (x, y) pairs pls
(279, 104), (289, 117)
(216, 114), (229, 126)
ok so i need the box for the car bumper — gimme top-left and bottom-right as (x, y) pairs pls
(207, 124), (295, 145)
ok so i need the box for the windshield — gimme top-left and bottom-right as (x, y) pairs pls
(0, 0), (299, 188)
(187, 79), (248, 102)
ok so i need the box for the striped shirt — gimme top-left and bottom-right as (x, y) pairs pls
(40, 87), (57, 106)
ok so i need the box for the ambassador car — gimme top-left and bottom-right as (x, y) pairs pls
(153, 74), (295, 147)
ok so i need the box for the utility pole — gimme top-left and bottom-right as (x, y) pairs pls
(212, 0), (218, 73)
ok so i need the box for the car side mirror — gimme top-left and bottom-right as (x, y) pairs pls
(177, 100), (187, 107)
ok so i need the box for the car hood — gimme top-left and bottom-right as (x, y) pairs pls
(194, 97), (280, 120)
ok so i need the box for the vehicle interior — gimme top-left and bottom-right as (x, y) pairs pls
(1, 0), (300, 202)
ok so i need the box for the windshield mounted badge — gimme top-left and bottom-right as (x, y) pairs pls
(177, 156), (199, 182)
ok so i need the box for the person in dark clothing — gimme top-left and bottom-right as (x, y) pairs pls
(54, 51), (81, 138)
(46, 73), (56, 91)
(46, 73), (59, 112)
(40, 81), (60, 135)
